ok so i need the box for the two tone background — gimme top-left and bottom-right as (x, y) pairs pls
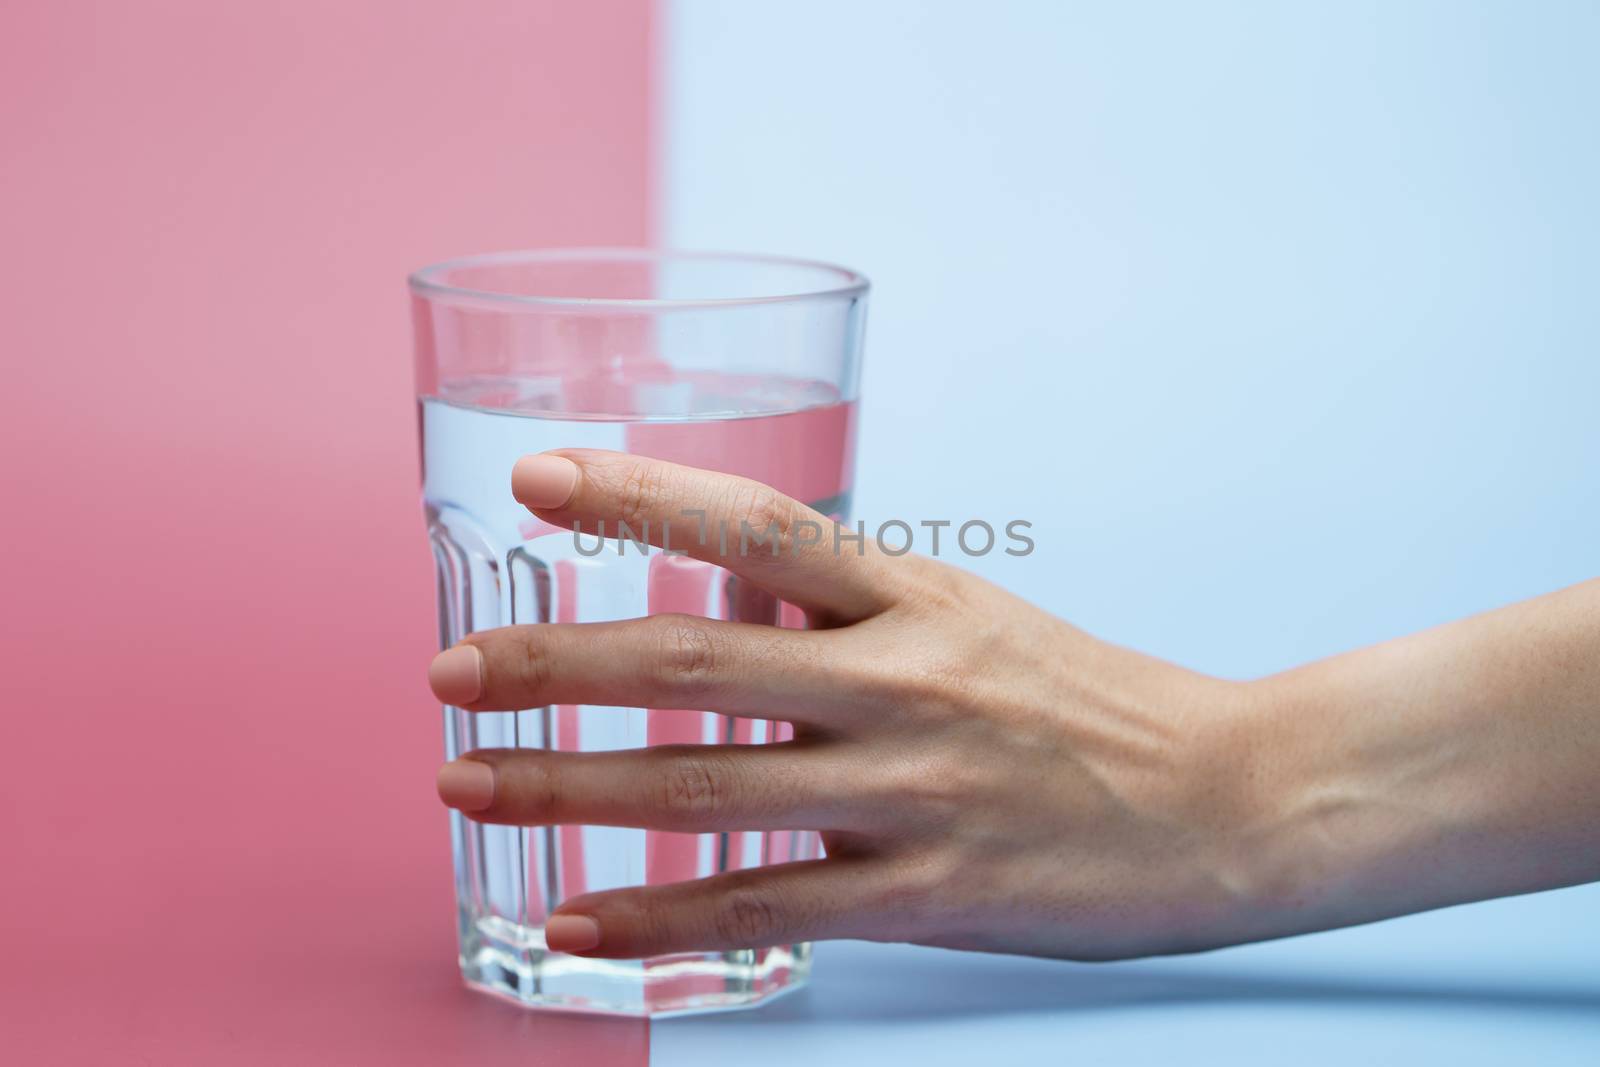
(3, 2), (1597, 1064)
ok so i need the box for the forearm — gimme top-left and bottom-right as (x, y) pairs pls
(1244, 579), (1600, 935)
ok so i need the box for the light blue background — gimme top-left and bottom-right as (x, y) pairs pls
(660, 1), (1598, 1061)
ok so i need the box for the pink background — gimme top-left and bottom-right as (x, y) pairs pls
(0, 1), (652, 1062)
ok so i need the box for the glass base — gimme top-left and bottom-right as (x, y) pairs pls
(459, 911), (811, 1017)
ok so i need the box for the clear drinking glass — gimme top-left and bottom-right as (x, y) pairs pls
(410, 249), (868, 1016)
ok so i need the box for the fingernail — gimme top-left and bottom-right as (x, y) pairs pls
(545, 913), (602, 953)
(436, 760), (495, 812)
(429, 645), (483, 705)
(512, 454), (579, 510)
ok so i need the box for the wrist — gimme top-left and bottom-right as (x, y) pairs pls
(1107, 667), (1330, 951)
(1219, 669), (1444, 943)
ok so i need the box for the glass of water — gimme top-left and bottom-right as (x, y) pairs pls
(410, 249), (868, 1015)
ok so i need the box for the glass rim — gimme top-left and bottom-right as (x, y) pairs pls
(408, 246), (870, 311)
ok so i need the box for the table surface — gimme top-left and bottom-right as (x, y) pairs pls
(5, 858), (1594, 1064)
(655, 882), (1600, 1065)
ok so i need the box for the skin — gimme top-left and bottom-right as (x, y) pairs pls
(430, 448), (1600, 961)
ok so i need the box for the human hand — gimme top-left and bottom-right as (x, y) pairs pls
(428, 449), (1283, 961)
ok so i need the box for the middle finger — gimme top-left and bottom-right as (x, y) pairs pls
(430, 614), (873, 729)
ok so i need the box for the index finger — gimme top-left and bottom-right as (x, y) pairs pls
(511, 449), (895, 623)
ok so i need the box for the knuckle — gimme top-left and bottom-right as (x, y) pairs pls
(713, 888), (786, 947)
(875, 853), (953, 932)
(854, 628), (988, 717)
(731, 483), (796, 557)
(615, 460), (668, 532)
(647, 614), (719, 696)
(518, 757), (561, 817)
(638, 899), (678, 951)
(511, 628), (554, 698)
(654, 752), (726, 825)
(858, 646), (959, 709)
(897, 559), (974, 618)
(870, 748), (987, 826)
